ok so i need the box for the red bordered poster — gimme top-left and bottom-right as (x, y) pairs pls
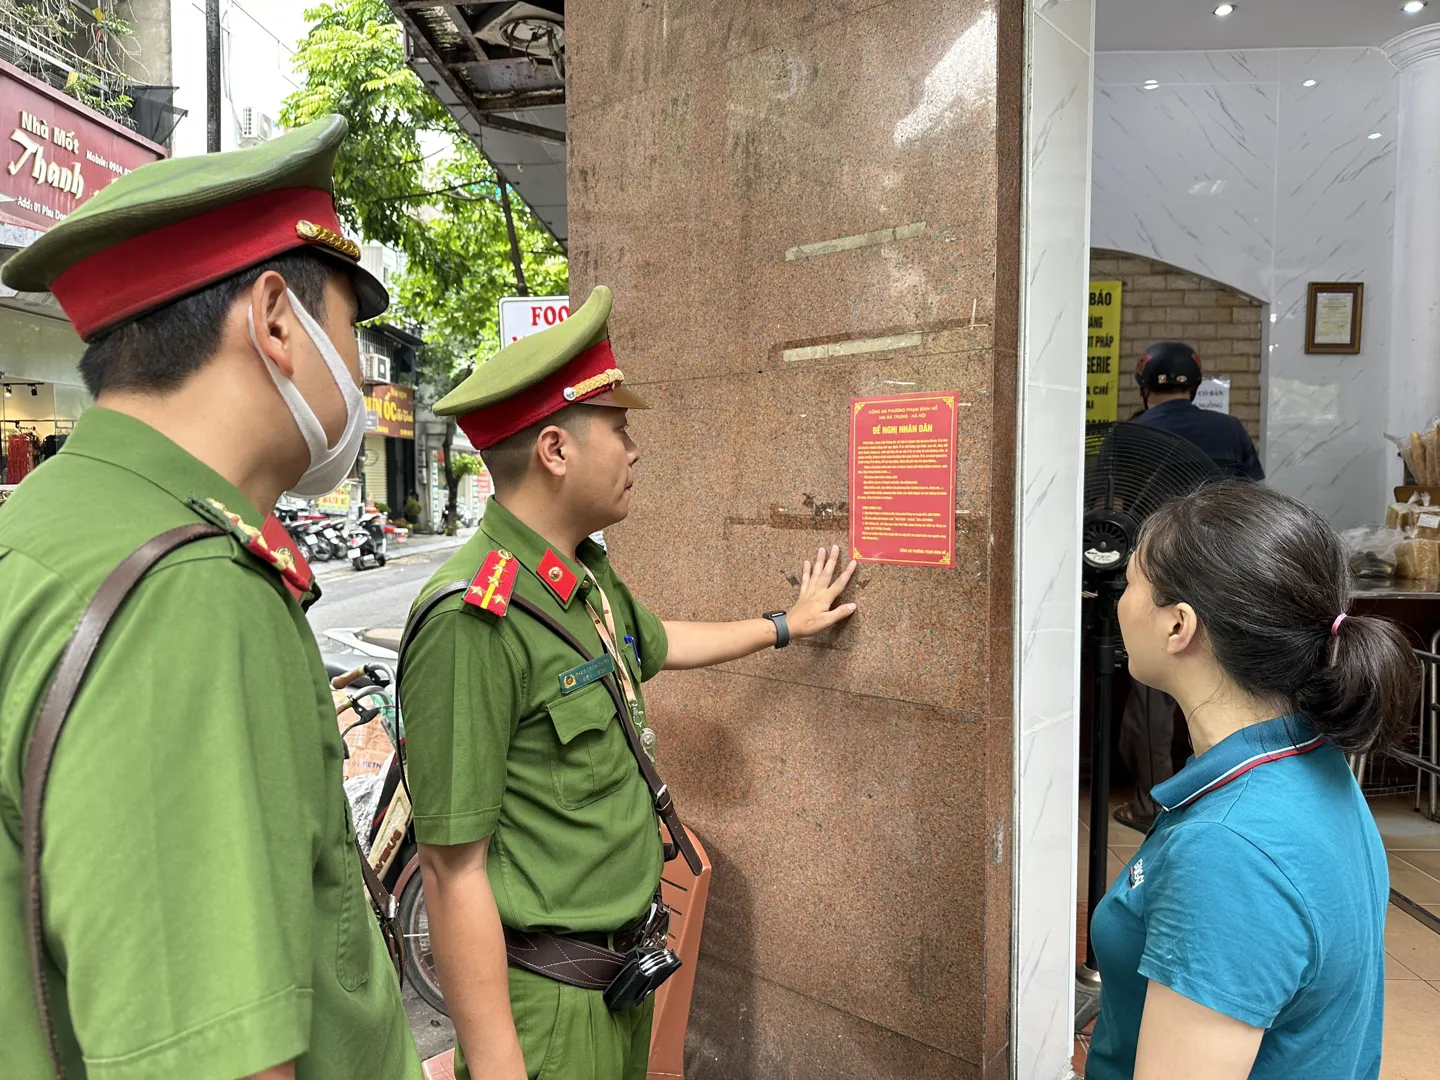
(848, 393), (958, 567)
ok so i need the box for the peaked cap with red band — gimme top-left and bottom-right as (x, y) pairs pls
(1, 114), (387, 340)
(436, 285), (650, 451)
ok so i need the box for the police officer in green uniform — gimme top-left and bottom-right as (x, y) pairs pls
(401, 285), (859, 1080)
(0, 117), (422, 1079)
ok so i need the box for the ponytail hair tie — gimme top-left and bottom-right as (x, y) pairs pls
(1331, 613), (1348, 636)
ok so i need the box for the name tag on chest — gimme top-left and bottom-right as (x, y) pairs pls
(558, 654), (616, 695)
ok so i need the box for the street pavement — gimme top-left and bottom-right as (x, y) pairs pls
(304, 541), (463, 1061)
(306, 531), (473, 662)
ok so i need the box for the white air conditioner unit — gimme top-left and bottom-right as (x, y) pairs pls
(361, 352), (391, 384)
(238, 107), (274, 145)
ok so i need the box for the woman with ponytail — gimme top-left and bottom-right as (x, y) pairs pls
(1085, 481), (1419, 1080)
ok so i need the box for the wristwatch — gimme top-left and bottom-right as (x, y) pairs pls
(763, 610), (790, 649)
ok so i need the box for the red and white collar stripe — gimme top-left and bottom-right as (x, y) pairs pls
(1158, 734), (1326, 812)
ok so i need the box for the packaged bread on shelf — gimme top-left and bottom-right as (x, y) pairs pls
(1388, 501), (1419, 531)
(1397, 538), (1440, 579)
(1418, 512), (1440, 540)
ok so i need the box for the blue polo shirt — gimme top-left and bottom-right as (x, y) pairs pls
(1087, 716), (1387, 1079)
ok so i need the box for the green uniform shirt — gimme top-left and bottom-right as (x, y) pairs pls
(403, 499), (668, 934)
(0, 409), (421, 1080)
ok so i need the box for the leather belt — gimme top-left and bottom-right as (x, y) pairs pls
(571, 926), (651, 953)
(503, 927), (629, 992)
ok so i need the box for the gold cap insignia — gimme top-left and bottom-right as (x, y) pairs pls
(563, 368), (624, 403)
(296, 219), (361, 262)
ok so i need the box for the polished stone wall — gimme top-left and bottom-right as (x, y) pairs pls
(567, 3), (1025, 1075)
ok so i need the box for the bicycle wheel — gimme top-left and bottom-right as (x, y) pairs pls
(397, 854), (448, 1015)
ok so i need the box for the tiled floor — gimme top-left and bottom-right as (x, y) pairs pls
(1072, 792), (1440, 1078)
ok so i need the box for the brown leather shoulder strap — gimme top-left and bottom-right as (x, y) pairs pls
(21, 522), (224, 1079)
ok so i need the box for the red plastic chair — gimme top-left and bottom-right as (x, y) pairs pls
(420, 826), (712, 1080)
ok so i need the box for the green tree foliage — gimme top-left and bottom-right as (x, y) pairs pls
(281, 0), (567, 363)
(283, 0), (568, 533)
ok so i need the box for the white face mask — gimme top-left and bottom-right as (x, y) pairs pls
(249, 288), (367, 498)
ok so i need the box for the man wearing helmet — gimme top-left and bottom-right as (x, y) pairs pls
(1114, 341), (1265, 831)
(1130, 340), (1264, 481)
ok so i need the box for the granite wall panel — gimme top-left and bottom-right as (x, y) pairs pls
(568, 1), (1021, 1073)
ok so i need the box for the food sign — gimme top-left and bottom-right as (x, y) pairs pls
(499, 295), (569, 344)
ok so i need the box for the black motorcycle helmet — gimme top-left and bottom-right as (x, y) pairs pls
(1136, 340), (1203, 394)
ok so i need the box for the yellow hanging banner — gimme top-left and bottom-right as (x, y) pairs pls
(1087, 280), (1123, 424)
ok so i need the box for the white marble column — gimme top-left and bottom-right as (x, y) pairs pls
(1385, 25), (1440, 462)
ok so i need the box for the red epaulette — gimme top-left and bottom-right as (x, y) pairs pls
(187, 496), (314, 596)
(464, 548), (519, 616)
(260, 513), (315, 601)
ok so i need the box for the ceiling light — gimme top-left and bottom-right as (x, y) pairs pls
(1143, 79), (1159, 89)
(30, 385), (38, 396)
(3, 385), (10, 398)
(1213, 3), (1235, 15)
(1403, 2), (1427, 14)
(1369, 131), (1383, 139)
(1303, 79), (1318, 87)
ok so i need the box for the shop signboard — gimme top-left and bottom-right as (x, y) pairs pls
(315, 480), (356, 515)
(0, 59), (165, 232)
(1087, 280), (1123, 425)
(499, 295), (569, 344)
(365, 383), (415, 439)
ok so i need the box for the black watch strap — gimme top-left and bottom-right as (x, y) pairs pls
(763, 610), (790, 649)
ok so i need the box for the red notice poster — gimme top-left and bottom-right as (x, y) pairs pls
(849, 392), (958, 567)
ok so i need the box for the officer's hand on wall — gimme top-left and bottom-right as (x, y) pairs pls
(787, 545), (859, 638)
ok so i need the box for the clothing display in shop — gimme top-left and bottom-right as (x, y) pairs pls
(6, 431), (39, 484)
(41, 434), (66, 461)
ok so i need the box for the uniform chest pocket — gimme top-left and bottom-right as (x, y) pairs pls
(545, 680), (633, 810)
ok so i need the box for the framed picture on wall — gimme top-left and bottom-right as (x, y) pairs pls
(1305, 282), (1364, 354)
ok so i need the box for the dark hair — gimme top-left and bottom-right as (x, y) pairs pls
(79, 250), (332, 397)
(479, 404), (602, 494)
(1138, 480), (1419, 753)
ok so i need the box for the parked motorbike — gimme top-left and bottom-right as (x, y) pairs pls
(327, 660), (447, 1014)
(298, 517), (343, 561)
(320, 518), (350, 560)
(348, 510), (388, 571)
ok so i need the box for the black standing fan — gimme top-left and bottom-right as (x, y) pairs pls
(1077, 424), (1222, 995)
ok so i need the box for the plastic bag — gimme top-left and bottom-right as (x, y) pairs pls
(1342, 526), (1405, 581)
(345, 772), (387, 857)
